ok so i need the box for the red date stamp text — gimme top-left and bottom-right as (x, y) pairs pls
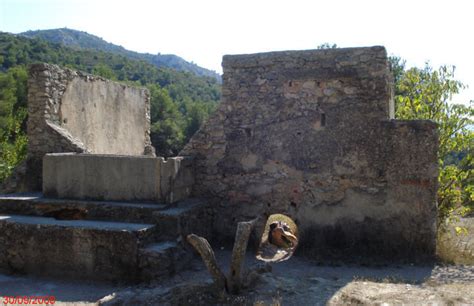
(2, 296), (56, 305)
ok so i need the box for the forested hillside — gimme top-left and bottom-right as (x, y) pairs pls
(20, 28), (221, 81)
(0, 31), (221, 175)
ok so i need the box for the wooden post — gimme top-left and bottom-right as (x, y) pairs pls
(228, 218), (257, 293)
(186, 234), (227, 291)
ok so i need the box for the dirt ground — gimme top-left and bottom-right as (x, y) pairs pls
(99, 250), (474, 305)
(2, 249), (473, 305)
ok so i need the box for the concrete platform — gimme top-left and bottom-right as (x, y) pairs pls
(0, 215), (155, 231)
(0, 193), (208, 238)
(42, 153), (193, 203)
(43, 153), (161, 202)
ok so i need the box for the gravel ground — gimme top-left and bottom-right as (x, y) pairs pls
(100, 250), (474, 305)
(1, 250), (473, 305)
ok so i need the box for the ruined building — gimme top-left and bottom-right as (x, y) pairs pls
(0, 63), (207, 281)
(0, 46), (438, 282)
(181, 46), (438, 260)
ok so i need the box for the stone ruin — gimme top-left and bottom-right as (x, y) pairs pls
(181, 46), (438, 260)
(0, 63), (207, 282)
(0, 46), (438, 283)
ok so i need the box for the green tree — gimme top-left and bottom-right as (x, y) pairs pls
(183, 100), (215, 140)
(392, 59), (473, 222)
(92, 63), (117, 80)
(317, 43), (338, 49)
(151, 119), (185, 157)
(148, 84), (186, 156)
(388, 56), (406, 86)
(0, 66), (28, 182)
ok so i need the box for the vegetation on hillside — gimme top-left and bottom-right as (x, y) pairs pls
(20, 28), (221, 81)
(390, 57), (473, 222)
(0, 66), (28, 182)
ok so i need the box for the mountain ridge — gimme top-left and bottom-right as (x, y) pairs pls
(20, 28), (221, 82)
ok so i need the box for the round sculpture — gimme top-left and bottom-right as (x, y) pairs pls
(256, 214), (299, 263)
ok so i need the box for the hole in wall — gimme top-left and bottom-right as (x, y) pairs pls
(288, 81), (293, 87)
(290, 201), (297, 208)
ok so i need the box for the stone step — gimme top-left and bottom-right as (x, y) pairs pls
(0, 194), (206, 231)
(154, 198), (212, 240)
(0, 195), (211, 283)
(138, 241), (193, 282)
(0, 214), (156, 282)
(0, 193), (165, 224)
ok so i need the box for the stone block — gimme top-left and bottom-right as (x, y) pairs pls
(43, 153), (161, 202)
(42, 153), (194, 203)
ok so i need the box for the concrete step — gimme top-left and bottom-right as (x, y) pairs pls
(153, 198), (212, 240)
(0, 195), (211, 283)
(138, 241), (193, 282)
(0, 193), (165, 224)
(0, 214), (156, 282)
(0, 193), (204, 226)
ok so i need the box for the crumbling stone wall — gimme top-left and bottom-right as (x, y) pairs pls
(181, 47), (438, 261)
(3, 63), (154, 192)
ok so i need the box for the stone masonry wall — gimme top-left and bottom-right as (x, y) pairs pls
(181, 47), (438, 261)
(2, 63), (154, 192)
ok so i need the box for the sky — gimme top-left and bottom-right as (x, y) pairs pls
(1, 0), (473, 104)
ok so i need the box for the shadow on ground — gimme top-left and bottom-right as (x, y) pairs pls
(1, 249), (473, 305)
(0, 273), (124, 305)
(99, 249), (474, 305)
